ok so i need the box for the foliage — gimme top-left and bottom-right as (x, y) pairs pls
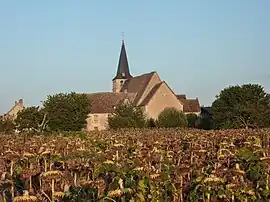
(1, 129), (270, 201)
(43, 92), (91, 131)
(186, 113), (198, 128)
(157, 107), (187, 128)
(108, 102), (146, 129)
(212, 84), (270, 129)
(198, 117), (213, 130)
(0, 119), (15, 133)
(15, 106), (45, 132)
(62, 186), (98, 201)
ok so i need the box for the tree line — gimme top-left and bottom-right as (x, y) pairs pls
(1, 83), (270, 133)
(0, 92), (91, 133)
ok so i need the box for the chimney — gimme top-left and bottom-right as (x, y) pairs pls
(18, 99), (23, 107)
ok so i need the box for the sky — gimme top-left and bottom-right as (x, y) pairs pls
(0, 0), (270, 113)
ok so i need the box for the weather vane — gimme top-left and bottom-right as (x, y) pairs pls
(122, 32), (124, 42)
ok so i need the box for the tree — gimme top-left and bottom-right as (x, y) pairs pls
(146, 118), (157, 128)
(108, 103), (146, 129)
(43, 92), (91, 131)
(15, 106), (46, 132)
(212, 84), (270, 129)
(186, 113), (198, 128)
(0, 119), (15, 133)
(157, 107), (188, 128)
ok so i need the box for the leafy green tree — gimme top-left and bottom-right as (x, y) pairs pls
(108, 103), (146, 129)
(15, 106), (46, 132)
(186, 113), (198, 128)
(212, 84), (270, 129)
(43, 92), (91, 131)
(157, 107), (188, 128)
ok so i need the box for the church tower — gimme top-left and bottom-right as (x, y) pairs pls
(112, 37), (133, 93)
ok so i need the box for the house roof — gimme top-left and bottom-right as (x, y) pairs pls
(176, 95), (200, 113)
(120, 72), (155, 105)
(113, 40), (133, 80)
(87, 92), (136, 113)
(201, 107), (212, 115)
(183, 99), (200, 113)
(176, 94), (186, 100)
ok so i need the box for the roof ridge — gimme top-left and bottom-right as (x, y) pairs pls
(131, 71), (155, 79)
(138, 82), (164, 106)
(133, 72), (156, 105)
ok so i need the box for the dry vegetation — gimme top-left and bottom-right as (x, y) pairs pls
(1, 129), (270, 201)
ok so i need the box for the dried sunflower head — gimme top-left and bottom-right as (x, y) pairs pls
(54, 191), (64, 198)
(107, 189), (122, 197)
(40, 150), (51, 157)
(41, 170), (62, 180)
(14, 190), (37, 202)
(23, 152), (35, 158)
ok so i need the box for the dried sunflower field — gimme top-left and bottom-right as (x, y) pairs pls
(1, 129), (270, 202)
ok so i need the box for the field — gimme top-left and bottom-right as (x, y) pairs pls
(1, 129), (270, 202)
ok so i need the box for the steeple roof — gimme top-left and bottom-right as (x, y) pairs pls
(113, 40), (133, 80)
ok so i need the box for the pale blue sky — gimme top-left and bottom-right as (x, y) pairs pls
(0, 0), (270, 113)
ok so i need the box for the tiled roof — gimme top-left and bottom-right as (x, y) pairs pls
(87, 92), (136, 113)
(176, 95), (200, 113)
(120, 72), (155, 105)
(183, 99), (200, 113)
(87, 72), (156, 114)
(176, 94), (186, 100)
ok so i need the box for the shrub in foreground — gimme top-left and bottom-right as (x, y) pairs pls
(108, 103), (146, 129)
(157, 107), (187, 128)
(186, 113), (198, 128)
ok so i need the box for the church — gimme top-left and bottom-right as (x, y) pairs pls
(86, 39), (200, 131)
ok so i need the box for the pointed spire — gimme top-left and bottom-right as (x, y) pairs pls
(113, 35), (133, 80)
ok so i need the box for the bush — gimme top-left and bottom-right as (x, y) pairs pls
(146, 118), (157, 128)
(108, 103), (146, 129)
(186, 113), (198, 128)
(157, 107), (187, 128)
(198, 117), (213, 130)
